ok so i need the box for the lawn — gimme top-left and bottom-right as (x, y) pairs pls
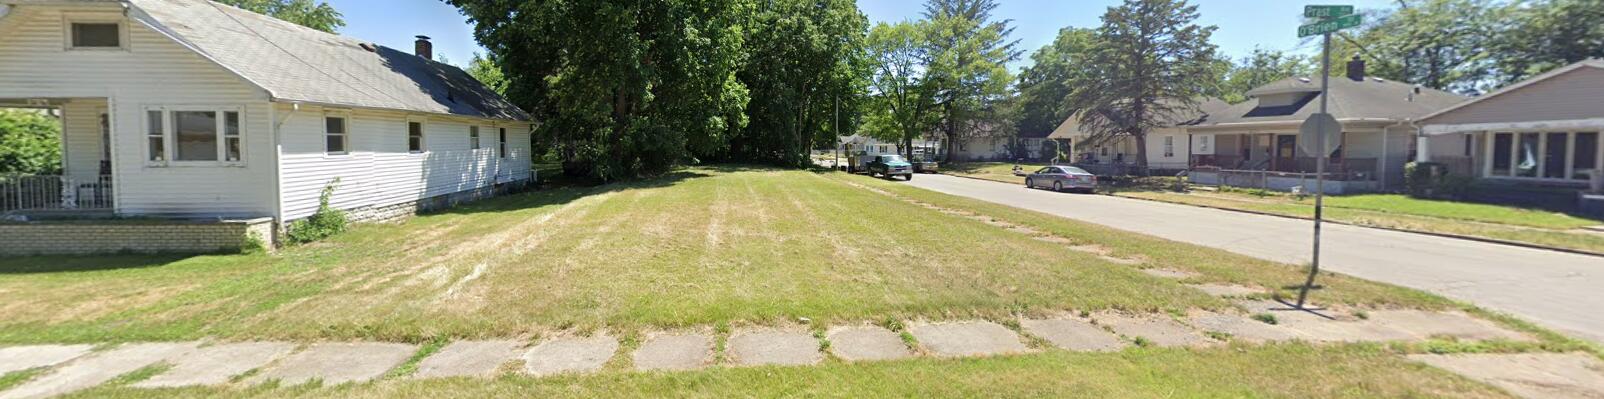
(939, 162), (1043, 185)
(0, 167), (1588, 397)
(1113, 186), (1604, 254)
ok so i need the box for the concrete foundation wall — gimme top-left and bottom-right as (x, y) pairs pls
(0, 217), (274, 255)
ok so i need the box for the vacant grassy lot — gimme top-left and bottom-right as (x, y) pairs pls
(1116, 188), (1604, 254)
(3, 167), (1593, 397)
(0, 167), (1467, 344)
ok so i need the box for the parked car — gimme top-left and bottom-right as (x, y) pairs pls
(865, 154), (914, 180)
(1025, 165), (1096, 193)
(912, 157), (939, 173)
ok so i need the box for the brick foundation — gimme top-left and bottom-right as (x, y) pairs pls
(0, 217), (275, 256)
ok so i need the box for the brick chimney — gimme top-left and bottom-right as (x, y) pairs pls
(414, 35), (432, 61)
(1346, 55), (1365, 81)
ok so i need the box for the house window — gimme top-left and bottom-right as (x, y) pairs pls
(224, 111), (242, 162)
(498, 128), (507, 158)
(146, 110), (165, 162)
(1199, 136), (1210, 153)
(69, 22), (121, 48)
(1575, 133), (1599, 180)
(325, 116), (347, 154)
(1516, 133), (1540, 177)
(1100, 146), (1109, 156)
(1544, 132), (1568, 179)
(144, 108), (244, 164)
(409, 121), (425, 153)
(1163, 136), (1175, 157)
(469, 126), (481, 150)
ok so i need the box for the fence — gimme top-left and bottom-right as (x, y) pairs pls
(0, 175), (113, 213)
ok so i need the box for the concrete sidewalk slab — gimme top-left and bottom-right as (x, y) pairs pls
(133, 342), (295, 388)
(1019, 318), (1126, 352)
(908, 321), (1028, 357)
(414, 340), (523, 379)
(826, 326), (913, 361)
(523, 336), (617, 376)
(0, 345), (93, 375)
(1140, 268), (1199, 280)
(249, 342), (415, 386)
(1186, 283), (1265, 297)
(1187, 311), (1302, 343)
(632, 334), (713, 371)
(1410, 353), (1604, 399)
(1095, 313), (1212, 347)
(0, 342), (196, 399)
(1367, 310), (1532, 342)
(728, 330), (822, 367)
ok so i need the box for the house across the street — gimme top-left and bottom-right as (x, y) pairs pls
(1184, 57), (1464, 194)
(1049, 98), (1231, 175)
(1415, 59), (1604, 213)
(0, 0), (533, 253)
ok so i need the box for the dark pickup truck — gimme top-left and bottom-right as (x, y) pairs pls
(863, 154), (914, 180)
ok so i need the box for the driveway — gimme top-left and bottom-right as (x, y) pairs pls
(903, 174), (1604, 345)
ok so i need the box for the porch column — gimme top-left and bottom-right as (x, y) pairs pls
(1415, 135), (1432, 163)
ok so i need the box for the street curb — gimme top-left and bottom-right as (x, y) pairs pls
(1102, 191), (1604, 259)
(935, 172), (1604, 259)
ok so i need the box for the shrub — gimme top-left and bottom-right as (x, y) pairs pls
(286, 179), (348, 244)
(1405, 162), (1472, 199)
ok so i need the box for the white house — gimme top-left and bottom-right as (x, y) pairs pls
(1048, 98), (1231, 172)
(0, 0), (532, 240)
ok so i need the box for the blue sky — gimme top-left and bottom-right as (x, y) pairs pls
(324, 0), (1395, 70)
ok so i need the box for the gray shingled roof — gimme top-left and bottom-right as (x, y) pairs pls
(1047, 98), (1232, 139)
(1201, 76), (1463, 127)
(128, 0), (528, 121)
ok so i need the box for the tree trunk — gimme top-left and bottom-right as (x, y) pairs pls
(1132, 129), (1150, 176)
(941, 102), (957, 163)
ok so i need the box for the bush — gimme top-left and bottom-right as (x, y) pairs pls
(1405, 162), (1471, 199)
(286, 179), (348, 244)
(0, 109), (62, 175)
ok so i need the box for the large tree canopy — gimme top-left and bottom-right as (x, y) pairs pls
(0, 109), (61, 175)
(861, 21), (939, 159)
(215, 0), (344, 33)
(1219, 48), (1314, 104)
(1069, 0), (1219, 170)
(450, 0), (752, 180)
(1013, 27), (1096, 136)
(921, 0), (1021, 162)
(723, 0), (869, 167)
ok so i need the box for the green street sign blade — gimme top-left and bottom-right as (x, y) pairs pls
(1298, 13), (1362, 37)
(1304, 5), (1354, 19)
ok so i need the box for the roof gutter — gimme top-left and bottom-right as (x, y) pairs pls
(271, 98), (531, 124)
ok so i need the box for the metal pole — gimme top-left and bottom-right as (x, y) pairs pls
(833, 96), (839, 169)
(1296, 32), (1332, 309)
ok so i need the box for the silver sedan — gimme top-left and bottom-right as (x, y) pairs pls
(1024, 166), (1097, 193)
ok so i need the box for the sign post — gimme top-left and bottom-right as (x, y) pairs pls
(1288, 5), (1360, 310)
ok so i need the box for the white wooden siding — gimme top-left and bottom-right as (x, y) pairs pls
(60, 100), (105, 183)
(1426, 67), (1604, 125)
(0, 7), (276, 218)
(276, 104), (531, 221)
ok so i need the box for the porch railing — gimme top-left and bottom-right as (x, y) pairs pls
(0, 174), (113, 213)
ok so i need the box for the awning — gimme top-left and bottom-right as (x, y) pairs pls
(1421, 118), (1604, 136)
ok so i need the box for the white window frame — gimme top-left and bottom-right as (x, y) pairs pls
(324, 112), (350, 156)
(1482, 130), (1604, 183)
(469, 125), (481, 151)
(142, 106), (245, 167)
(498, 127), (508, 158)
(1163, 136), (1175, 157)
(1199, 136), (1210, 153)
(62, 14), (129, 51)
(407, 117), (427, 154)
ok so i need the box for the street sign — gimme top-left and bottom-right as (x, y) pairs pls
(1304, 5), (1354, 19)
(1298, 113), (1342, 156)
(1298, 13), (1362, 37)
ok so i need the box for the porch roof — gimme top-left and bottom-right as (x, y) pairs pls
(1195, 76), (1464, 129)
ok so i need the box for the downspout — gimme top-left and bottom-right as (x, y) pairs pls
(270, 102), (297, 237)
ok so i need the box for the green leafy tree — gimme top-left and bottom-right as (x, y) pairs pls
(1014, 27), (1096, 137)
(214, 0), (344, 33)
(1219, 48), (1314, 103)
(725, 0), (870, 167)
(1328, 0), (1504, 94)
(1493, 0), (1604, 85)
(921, 0), (1021, 162)
(0, 109), (61, 175)
(862, 21), (940, 158)
(466, 52), (508, 97)
(450, 0), (751, 180)
(1068, 0), (1219, 171)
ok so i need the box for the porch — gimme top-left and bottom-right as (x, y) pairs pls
(0, 98), (116, 218)
(1186, 128), (1410, 193)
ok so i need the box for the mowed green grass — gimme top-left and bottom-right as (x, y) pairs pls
(941, 162), (1042, 185)
(1117, 190), (1604, 253)
(63, 345), (1509, 399)
(0, 167), (1468, 344)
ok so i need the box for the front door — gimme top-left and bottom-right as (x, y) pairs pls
(1276, 135), (1297, 171)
